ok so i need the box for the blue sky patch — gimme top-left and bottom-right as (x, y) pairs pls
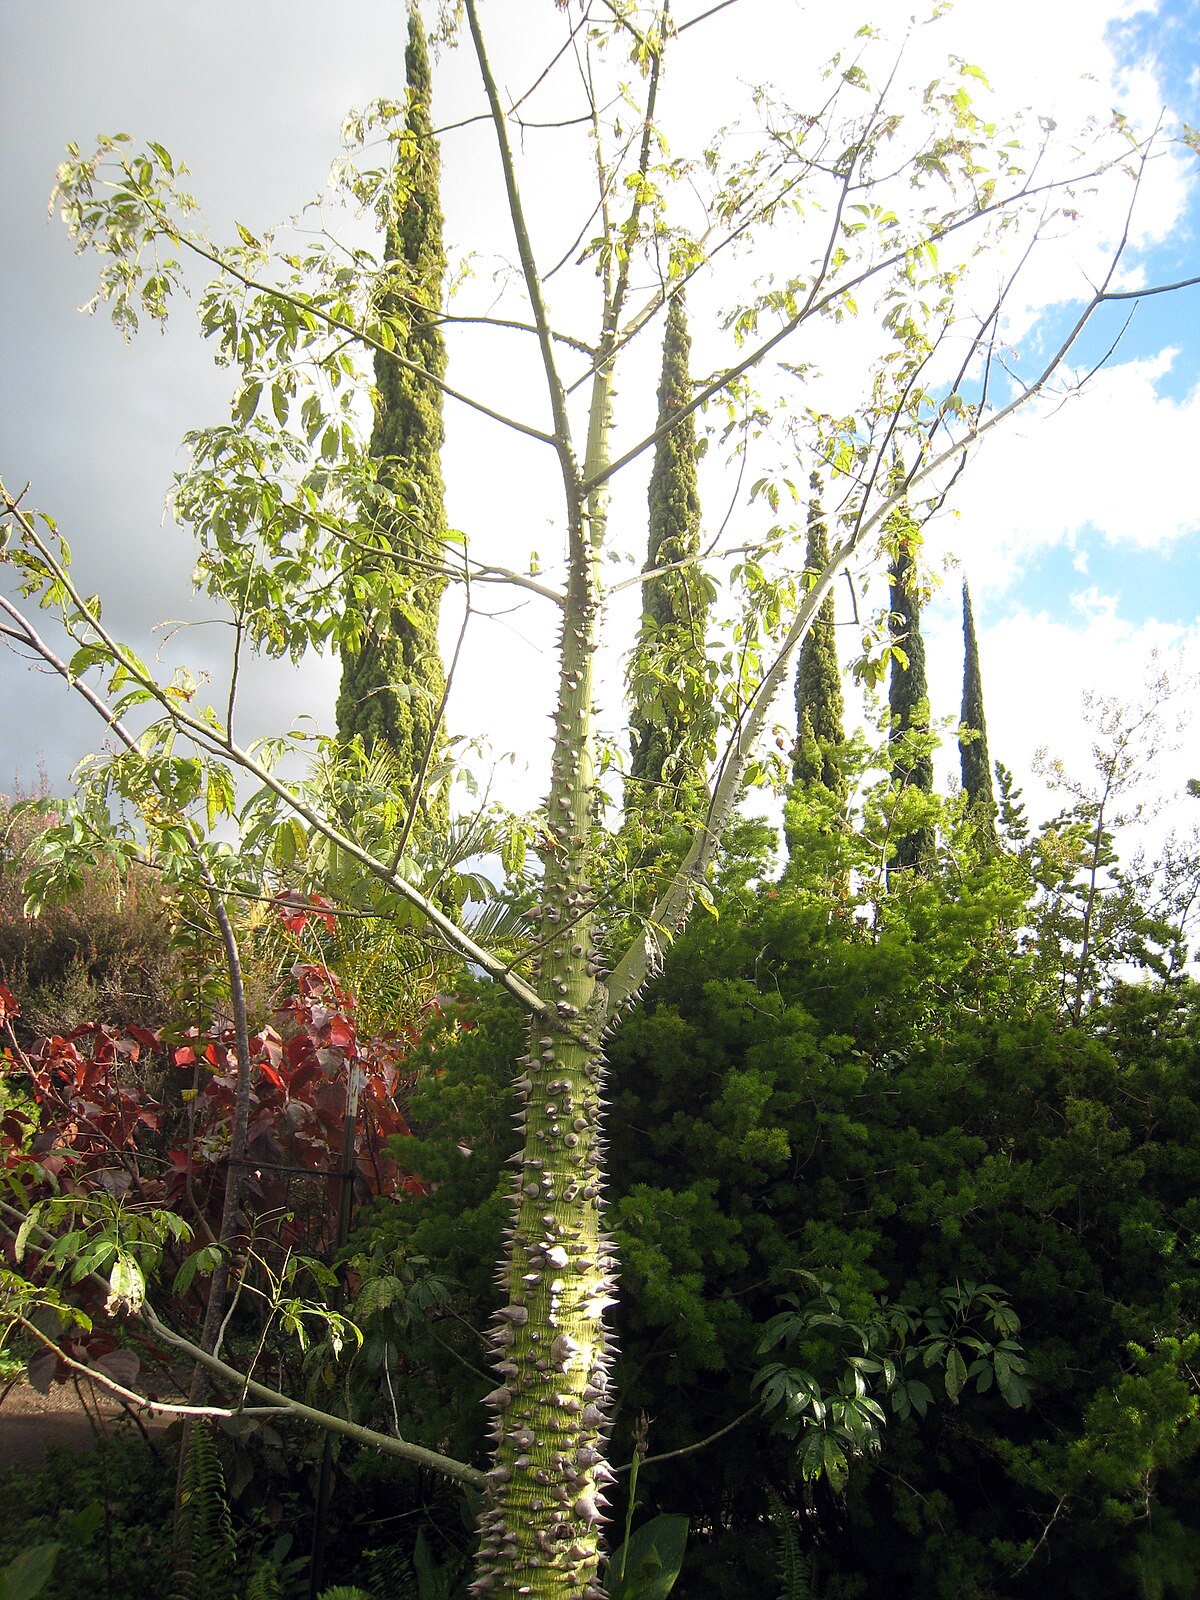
(1000, 527), (1200, 628)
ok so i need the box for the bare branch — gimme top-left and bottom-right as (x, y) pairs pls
(616, 1403), (762, 1473)
(471, 565), (565, 606)
(0, 1198), (485, 1487)
(434, 309), (595, 357)
(506, 6), (590, 118)
(16, 1317), (287, 1421)
(170, 231), (558, 448)
(0, 493), (552, 1020)
(586, 156), (1139, 495)
(677, 0), (743, 31)
(1100, 271), (1200, 301)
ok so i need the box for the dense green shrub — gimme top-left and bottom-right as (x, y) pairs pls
(0, 1427), (173, 1600)
(5, 754), (1197, 1599)
(361, 807), (1200, 1599)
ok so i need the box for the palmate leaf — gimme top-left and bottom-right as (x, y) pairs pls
(353, 1273), (404, 1319)
(605, 1514), (689, 1600)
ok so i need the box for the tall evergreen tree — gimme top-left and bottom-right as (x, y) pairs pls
(887, 486), (935, 875)
(336, 8), (448, 832)
(791, 473), (846, 799)
(958, 579), (998, 852)
(626, 293), (713, 834)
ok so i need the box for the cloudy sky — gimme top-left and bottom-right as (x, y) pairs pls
(2, 0), (1198, 861)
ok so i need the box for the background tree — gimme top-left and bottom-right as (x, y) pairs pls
(790, 475), (846, 802)
(625, 291), (714, 860)
(887, 486), (936, 877)
(1032, 679), (1190, 1020)
(959, 578), (998, 852)
(335, 7), (450, 839)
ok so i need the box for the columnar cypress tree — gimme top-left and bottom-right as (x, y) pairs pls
(625, 293), (713, 834)
(959, 579), (998, 852)
(887, 488), (935, 875)
(792, 473), (846, 799)
(336, 8), (448, 832)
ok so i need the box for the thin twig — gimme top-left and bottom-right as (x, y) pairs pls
(0, 1197), (485, 1488)
(586, 156), (1143, 495)
(1012, 1495), (1069, 1575)
(16, 1318), (287, 1421)
(616, 1403), (761, 1473)
(0, 510), (551, 1021)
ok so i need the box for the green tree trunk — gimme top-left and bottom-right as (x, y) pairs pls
(336, 8), (449, 837)
(465, 11), (632, 1594)
(958, 579), (998, 853)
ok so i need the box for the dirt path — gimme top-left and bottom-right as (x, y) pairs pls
(0, 1377), (178, 1468)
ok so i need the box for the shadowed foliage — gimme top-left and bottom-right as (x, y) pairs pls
(887, 488), (935, 878)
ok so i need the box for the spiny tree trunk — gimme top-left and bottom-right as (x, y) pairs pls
(337, 7), (450, 838)
(471, 588), (616, 1599)
(469, 310), (626, 1593)
(465, 5), (631, 1591)
(959, 579), (999, 854)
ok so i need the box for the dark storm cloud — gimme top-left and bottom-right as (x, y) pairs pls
(1, 1), (411, 791)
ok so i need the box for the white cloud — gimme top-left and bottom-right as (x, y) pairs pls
(923, 348), (1200, 598)
(1070, 584), (1121, 620)
(924, 592), (1199, 847)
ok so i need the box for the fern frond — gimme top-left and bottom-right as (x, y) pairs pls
(171, 1420), (236, 1600)
(365, 1537), (417, 1598)
(766, 1486), (814, 1600)
(246, 1561), (285, 1600)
